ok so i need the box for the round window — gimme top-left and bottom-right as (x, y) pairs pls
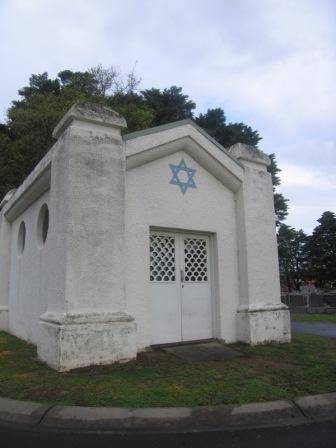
(17, 221), (26, 255)
(37, 204), (49, 246)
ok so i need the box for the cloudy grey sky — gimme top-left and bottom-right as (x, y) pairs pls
(1, 0), (335, 233)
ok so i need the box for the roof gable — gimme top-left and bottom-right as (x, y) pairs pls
(124, 119), (243, 168)
(124, 120), (244, 193)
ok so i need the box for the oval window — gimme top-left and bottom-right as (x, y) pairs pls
(17, 221), (26, 255)
(37, 204), (49, 246)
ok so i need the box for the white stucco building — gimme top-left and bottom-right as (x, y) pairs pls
(0, 102), (290, 371)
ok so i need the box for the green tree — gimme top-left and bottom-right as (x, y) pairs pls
(0, 126), (23, 198)
(308, 211), (336, 288)
(17, 72), (61, 98)
(0, 67), (147, 199)
(277, 224), (309, 291)
(195, 108), (261, 148)
(195, 109), (289, 225)
(141, 86), (196, 126)
(267, 154), (289, 226)
(106, 92), (154, 133)
(5, 79), (89, 193)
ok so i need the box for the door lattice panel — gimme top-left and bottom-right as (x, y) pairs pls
(184, 238), (208, 282)
(150, 234), (176, 282)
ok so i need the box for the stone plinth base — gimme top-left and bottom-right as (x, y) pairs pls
(38, 311), (137, 371)
(0, 306), (9, 331)
(237, 304), (291, 345)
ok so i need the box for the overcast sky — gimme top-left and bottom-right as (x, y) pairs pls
(0, 0), (335, 234)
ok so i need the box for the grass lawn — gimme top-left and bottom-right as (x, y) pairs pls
(0, 330), (335, 408)
(291, 312), (336, 324)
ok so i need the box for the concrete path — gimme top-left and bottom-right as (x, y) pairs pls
(292, 321), (336, 338)
(1, 393), (336, 433)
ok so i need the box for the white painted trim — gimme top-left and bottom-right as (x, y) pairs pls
(39, 311), (135, 325)
(4, 165), (51, 222)
(237, 303), (288, 313)
(208, 233), (220, 339)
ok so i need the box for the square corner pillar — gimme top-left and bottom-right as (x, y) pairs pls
(38, 103), (136, 370)
(229, 144), (291, 345)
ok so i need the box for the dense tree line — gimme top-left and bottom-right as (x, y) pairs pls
(0, 65), (289, 225)
(0, 66), (260, 194)
(278, 211), (336, 291)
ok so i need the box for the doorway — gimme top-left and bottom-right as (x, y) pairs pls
(150, 230), (213, 345)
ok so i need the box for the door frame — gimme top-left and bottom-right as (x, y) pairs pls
(149, 226), (220, 342)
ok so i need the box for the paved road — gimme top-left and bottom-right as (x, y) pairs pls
(1, 421), (336, 448)
(292, 321), (336, 338)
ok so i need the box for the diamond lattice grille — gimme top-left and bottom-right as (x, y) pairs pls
(150, 234), (176, 282)
(184, 238), (208, 282)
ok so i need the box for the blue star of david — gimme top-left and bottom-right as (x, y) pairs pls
(169, 159), (197, 194)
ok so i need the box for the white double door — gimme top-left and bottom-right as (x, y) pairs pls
(150, 231), (213, 345)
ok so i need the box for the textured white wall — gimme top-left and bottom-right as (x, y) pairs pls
(239, 162), (282, 308)
(125, 150), (240, 349)
(8, 191), (50, 344)
(44, 120), (128, 315)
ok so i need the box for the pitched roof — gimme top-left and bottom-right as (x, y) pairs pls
(123, 119), (244, 168)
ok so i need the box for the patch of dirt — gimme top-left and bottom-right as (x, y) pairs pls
(138, 349), (178, 363)
(14, 373), (32, 379)
(207, 356), (293, 374)
(0, 350), (14, 357)
(251, 356), (294, 371)
(205, 360), (243, 373)
(67, 349), (179, 376)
